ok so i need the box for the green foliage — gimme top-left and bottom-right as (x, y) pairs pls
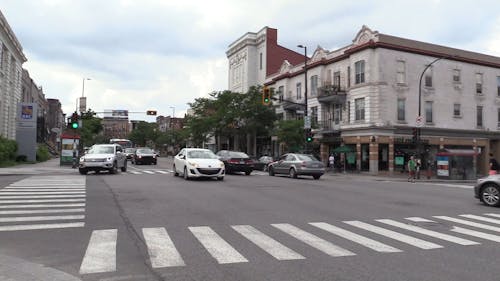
(80, 109), (104, 147)
(275, 119), (305, 152)
(36, 144), (50, 162)
(128, 121), (159, 147)
(0, 136), (17, 163)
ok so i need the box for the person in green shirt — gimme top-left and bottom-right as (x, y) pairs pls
(407, 155), (416, 183)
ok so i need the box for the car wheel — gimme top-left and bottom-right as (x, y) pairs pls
(121, 161), (127, 172)
(217, 176), (224, 181)
(245, 170), (252, 176)
(481, 184), (500, 207)
(268, 166), (275, 176)
(173, 165), (179, 176)
(79, 168), (87, 175)
(289, 168), (297, 179)
(109, 162), (118, 174)
(183, 167), (190, 180)
(313, 175), (321, 180)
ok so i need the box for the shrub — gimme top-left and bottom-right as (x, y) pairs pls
(36, 144), (50, 162)
(0, 136), (18, 162)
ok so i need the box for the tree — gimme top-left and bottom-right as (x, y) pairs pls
(128, 121), (159, 147)
(80, 109), (105, 147)
(275, 119), (304, 152)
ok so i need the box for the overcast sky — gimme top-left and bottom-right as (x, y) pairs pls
(1, 0), (499, 122)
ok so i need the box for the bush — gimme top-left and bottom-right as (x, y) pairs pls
(36, 144), (50, 162)
(0, 136), (17, 162)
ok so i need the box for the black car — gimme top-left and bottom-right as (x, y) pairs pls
(132, 147), (157, 165)
(124, 148), (136, 161)
(216, 150), (254, 175)
(254, 156), (274, 171)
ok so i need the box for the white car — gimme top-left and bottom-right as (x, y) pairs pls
(79, 144), (127, 175)
(173, 148), (225, 180)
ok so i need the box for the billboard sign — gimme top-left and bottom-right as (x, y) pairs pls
(104, 109), (129, 119)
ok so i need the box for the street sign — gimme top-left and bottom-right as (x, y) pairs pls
(304, 116), (311, 129)
(416, 116), (423, 127)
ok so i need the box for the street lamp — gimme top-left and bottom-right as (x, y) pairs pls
(80, 78), (91, 114)
(297, 44), (308, 153)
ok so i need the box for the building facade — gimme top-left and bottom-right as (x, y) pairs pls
(265, 25), (500, 179)
(22, 69), (49, 143)
(0, 10), (27, 140)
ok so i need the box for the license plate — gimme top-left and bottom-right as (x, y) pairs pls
(240, 161), (245, 164)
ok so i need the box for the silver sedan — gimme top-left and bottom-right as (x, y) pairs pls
(268, 153), (325, 180)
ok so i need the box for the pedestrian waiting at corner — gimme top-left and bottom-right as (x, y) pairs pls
(407, 155), (417, 183)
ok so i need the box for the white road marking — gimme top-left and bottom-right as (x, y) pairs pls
(377, 219), (479, 246)
(0, 199), (85, 203)
(155, 170), (169, 174)
(142, 227), (185, 268)
(0, 203), (85, 209)
(485, 213), (500, 218)
(189, 226), (248, 264)
(0, 191), (85, 194)
(309, 222), (402, 253)
(459, 214), (500, 225)
(0, 208), (85, 215)
(405, 217), (436, 223)
(451, 226), (500, 242)
(0, 222), (85, 232)
(272, 223), (355, 257)
(434, 216), (500, 233)
(344, 221), (442, 250)
(0, 194), (86, 199)
(232, 225), (305, 260)
(9, 183), (85, 187)
(142, 171), (155, 174)
(0, 215), (84, 223)
(79, 229), (117, 274)
(129, 171), (142, 174)
(4, 185), (84, 189)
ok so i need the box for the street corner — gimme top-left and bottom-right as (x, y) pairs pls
(0, 254), (82, 281)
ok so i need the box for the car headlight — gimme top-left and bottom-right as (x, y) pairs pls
(220, 162), (225, 168)
(79, 158), (85, 163)
(187, 161), (198, 167)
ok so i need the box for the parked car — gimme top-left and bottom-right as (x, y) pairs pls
(254, 155), (274, 171)
(132, 147), (157, 165)
(474, 174), (500, 207)
(216, 150), (254, 175)
(268, 153), (325, 180)
(78, 144), (127, 175)
(173, 148), (225, 180)
(124, 148), (136, 161)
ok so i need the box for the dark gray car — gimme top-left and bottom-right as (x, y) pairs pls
(268, 153), (325, 180)
(474, 174), (500, 207)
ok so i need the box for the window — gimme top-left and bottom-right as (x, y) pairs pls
(477, 106), (483, 127)
(296, 83), (302, 100)
(334, 104), (342, 124)
(355, 98), (365, 121)
(424, 66), (433, 87)
(311, 106), (318, 127)
(397, 98), (405, 121)
(453, 69), (461, 83)
(476, 73), (483, 94)
(347, 101), (351, 123)
(347, 66), (351, 87)
(425, 101), (433, 123)
(396, 60), (406, 84)
(497, 76), (500, 97)
(333, 71), (341, 88)
(355, 60), (365, 84)
(310, 75), (318, 97)
(278, 86), (284, 102)
(259, 53), (262, 70)
(453, 103), (461, 117)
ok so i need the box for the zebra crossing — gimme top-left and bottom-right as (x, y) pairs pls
(120, 169), (269, 176)
(0, 175), (86, 231)
(79, 212), (500, 274)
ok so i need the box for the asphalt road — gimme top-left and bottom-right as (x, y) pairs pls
(1, 157), (499, 281)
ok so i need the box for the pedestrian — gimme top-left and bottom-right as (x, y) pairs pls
(329, 154), (335, 172)
(407, 156), (416, 183)
(489, 153), (499, 175)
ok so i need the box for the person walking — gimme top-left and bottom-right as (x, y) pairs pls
(329, 154), (335, 172)
(407, 156), (417, 183)
(489, 153), (499, 175)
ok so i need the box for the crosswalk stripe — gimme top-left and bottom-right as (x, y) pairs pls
(0, 222), (85, 232)
(189, 226), (248, 264)
(0, 215), (84, 223)
(309, 222), (402, 253)
(5, 186), (84, 189)
(459, 214), (500, 225)
(0, 191), (85, 194)
(485, 213), (500, 218)
(129, 171), (142, 174)
(434, 216), (500, 233)
(142, 228), (185, 268)
(377, 219), (479, 246)
(142, 171), (155, 174)
(232, 225), (305, 260)
(0, 199), (85, 203)
(0, 203), (85, 209)
(155, 171), (169, 174)
(272, 223), (355, 257)
(10, 183), (84, 187)
(405, 217), (435, 223)
(0, 208), (85, 215)
(0, 194), (86, 199)
(344, 221), (442, 249)
(79, 229), (117, 274)
(451, 226), (500, 242)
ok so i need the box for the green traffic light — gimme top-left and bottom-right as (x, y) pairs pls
(264, 98), (269, 103)
(71, 122), (79, 129)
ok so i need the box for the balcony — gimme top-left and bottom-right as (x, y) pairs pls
(317, 84), (346, 104)
(317, 119), (341, 132)
(282, 100), (306, 112)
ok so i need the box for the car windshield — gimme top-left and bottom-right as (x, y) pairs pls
(260, 156), (272, 161)
(88, 146), (114, 154)
(297, 154), (318, 161)
(125, 148), (135, 153)
(187, 150), (217, 159)
(137, 148), (153, 153)
(229, 152), (249, 158)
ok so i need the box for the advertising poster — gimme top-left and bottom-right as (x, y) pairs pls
(437, 155), (449, 177)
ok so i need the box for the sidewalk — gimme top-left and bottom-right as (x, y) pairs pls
(0, 157), (76, 176)
(0, 254), (81, 281)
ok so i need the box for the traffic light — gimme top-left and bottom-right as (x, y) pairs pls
(70, 112), (79, 129)
(262, 87), (271, 106)
(412, 127), (418, 143)
(146, 110), (157, 116)
(305, 129), (313, 142)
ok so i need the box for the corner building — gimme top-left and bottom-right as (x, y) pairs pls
(265, 25), (500, 178)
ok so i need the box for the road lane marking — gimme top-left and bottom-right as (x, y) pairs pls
(434, 216), (500, 233)
(485, 213), (500, 218)
(129, 171), (142, 174)
(0, 208), (85, 215)
(451, 226), (500, 242)
(232, 225), (305, 260)
(4, 185), (85, 189)
(0, 191), (85, 195)
(309, 222), (402, 253)
(155, 170), (169, 174)
(344, 221), (442, 249)
(1, 188), (85, 192)
(405, 217), (436, 223)
(0, 222), (85, 232)
(459, 214), (500, 225)
(9, 183), (85, 187)
(142, 171), (155, 174)
(0, 199), (85, 203)
(79, 229), (117, 274)
(189, 226), (248, 264)
(0, 203), (85, 209)
(142, 227), (185, 267)
(271, 223), (355, 257)
(0, 215), (84, 223)
(377, 219), (479, 246)
(0, 194), (86, 199)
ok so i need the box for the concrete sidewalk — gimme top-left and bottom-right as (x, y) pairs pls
(0, 254), (81, 281)
(0, 157), (76, 176)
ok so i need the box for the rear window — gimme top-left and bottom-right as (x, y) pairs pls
(228, 152), (249, 158)
(297, 154), (318, 161)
